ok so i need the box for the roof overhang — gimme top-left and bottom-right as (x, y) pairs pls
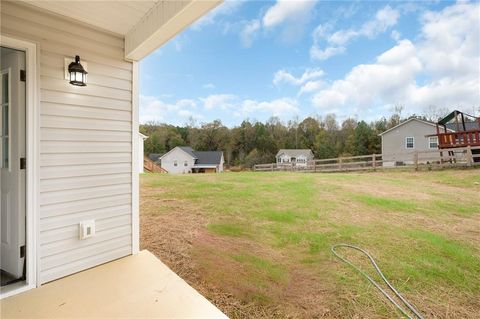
(125, 0), (221, 60)
(23, 0), (223, 61)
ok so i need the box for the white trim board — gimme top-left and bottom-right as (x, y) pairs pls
(0, 35), (39, 298)
(131, 61), (139, 254)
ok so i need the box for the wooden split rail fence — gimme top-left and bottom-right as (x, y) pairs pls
(254, 145), (480, 173)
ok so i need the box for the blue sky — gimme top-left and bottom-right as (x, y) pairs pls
(139, 0), (480, 126)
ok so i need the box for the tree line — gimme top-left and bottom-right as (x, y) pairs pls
(140, 108), (449, 168)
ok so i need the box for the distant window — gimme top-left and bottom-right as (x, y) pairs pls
(174, 160), (178, 166)
(429, 136), (438, 149)
(277, 158), (281, 163)
(184, 160), (188, 166)
(405, 137), (414, 149)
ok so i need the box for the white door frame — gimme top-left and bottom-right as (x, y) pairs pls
(0, 35), (39, 298)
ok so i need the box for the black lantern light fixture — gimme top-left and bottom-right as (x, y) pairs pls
(68, 55), (87, 86)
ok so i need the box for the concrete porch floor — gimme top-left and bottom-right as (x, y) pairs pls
(1, 250), (228, 318)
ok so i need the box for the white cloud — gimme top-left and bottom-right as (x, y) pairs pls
(299, 80), (324, 95)
(176, 99), (197, 109)
(263, 0), (317, 28)
(361, 5), (400, 38)
(233, 0), (318, 47)
(417, 2), (479, 80)
(139, 95), (199, 124)
(390, 30), (401, 41)
(141, 93), (301, 124)
(312, 40), (421, 110)
(273, 68), (325, 86)
(310, 1), (480, 119)
(240, 98), (300, 118)
(311, 5), (400, 60)
(200, 94), (237, 110)
(200, 94), (300, 121)
(310, 46), (346, 61)
(178, 109), (204, 121)
(240, 19), (261, 47)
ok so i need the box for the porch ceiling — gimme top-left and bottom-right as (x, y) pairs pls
(22, 1), (159, 35)
(1, 250), (228, 318)
(22, 0), (222, 60)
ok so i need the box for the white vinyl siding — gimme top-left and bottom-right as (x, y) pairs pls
(1, 2), (133, 284)
(381, 119), (442, 165)
(160, 148), (195, 174)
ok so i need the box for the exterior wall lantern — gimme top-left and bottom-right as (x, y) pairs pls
(68, 55), (87, 86)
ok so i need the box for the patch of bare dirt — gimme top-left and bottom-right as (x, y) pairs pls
(141, 184), (290, 318)
(141, 183), (338, 318)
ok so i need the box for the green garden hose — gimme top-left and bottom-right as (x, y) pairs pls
(331, 244), (425, 319)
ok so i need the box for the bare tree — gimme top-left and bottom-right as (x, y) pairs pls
(422, 105), (449, 122)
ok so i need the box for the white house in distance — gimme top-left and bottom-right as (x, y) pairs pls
(276, 149), (314, 166)
(380, 118), (445, 166)
(160, 146), (224, 174)
(138, 133), (148, 173)
(0, 1), (228, 318)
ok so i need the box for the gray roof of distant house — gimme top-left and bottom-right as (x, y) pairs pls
(178, 146), (197, 158)
(158, 146), (223, 165)
(276, 149), (313, 157)
(193, 151), (223, 165)
(148, 153), (163, 163)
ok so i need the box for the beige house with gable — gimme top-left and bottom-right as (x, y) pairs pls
(379, 118), (443, 166)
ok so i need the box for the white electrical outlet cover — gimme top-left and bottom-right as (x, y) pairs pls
(79, 220), (95, 240)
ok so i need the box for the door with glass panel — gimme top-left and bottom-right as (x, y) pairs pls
(0, 46), (26, 286)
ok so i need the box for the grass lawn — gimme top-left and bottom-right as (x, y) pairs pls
(140, 169), (480, 318)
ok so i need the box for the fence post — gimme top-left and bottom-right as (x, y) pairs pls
(339, 157), (343, 170)
(372, 154), (376, 171)
(466, 145), (473, 167)
(414, 151), (419, 171)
